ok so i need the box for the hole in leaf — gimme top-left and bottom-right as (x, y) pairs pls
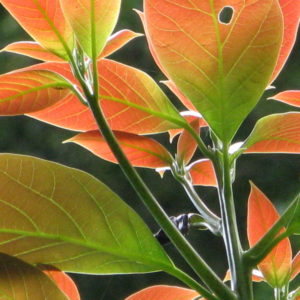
(218, 6), (234, 25)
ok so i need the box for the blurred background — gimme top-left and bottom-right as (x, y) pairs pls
(0, 1), (299, 299)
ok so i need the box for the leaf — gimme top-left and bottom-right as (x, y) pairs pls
(0, 69), (71, 115)
(291, 251), (300, 280)
(1, 41), (64, 62)
(224, 269), (264, 283)
(244, 112), (300, 153)
(1, 0), (73, 59)
(0, 253), (68, 300)
(125, 285), (199, 300)
(270, 90), (300, 108)
(177, 119), (200, 165)
(66, 130), (173, 168)
(143, 0), (283, 142)
(28, 60), (184, 134)
(270, 0), (300, 83)
(247, 182), (292, 287)
(188, 159), (217, 187)
(99, 30), (143, 59)
(42, 267), (80, 300)
(59, 0), (121, 58)
(0, 154), (173, 275)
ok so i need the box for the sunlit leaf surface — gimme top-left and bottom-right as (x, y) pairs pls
(247, 183), (292, 287)
(42, 267), (80, 300)
(66, 130), (173, 168)
(270, 0), (300, 83)
(270, 90), (300, 108)
(0, 253), (68, 300)
(1, 0), (73, 59)
(244, 113), (300, 153)
(59, 0), (121, 58)
(99, 30), (142, 59)
(125, 285), (199, 300)
(1, 42), (64, 62)
(0, 69), (71, 115)
(28, 60), (183, 134)
(0, 154), (173, 275)
(188, 159), (217, 187)
(144, 0), (283, 142)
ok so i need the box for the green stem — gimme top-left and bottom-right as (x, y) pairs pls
(86, 92), (235, 300)
(171, 164), (221, 235)
(213, 145), (253, 299)
(274, 286), (289, 300)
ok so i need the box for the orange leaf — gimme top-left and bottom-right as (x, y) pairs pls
(28, 60), (182, 134)
(43, 268), (80, 300)
(224, 269), (264, 283)
(244, 112), (300, 153)
(270, 0), (300, 83)
(188, 159), (217, 187)
(66, 131), (173, 168)
(270, 90), (300, 108)
(59, 0), (121, 58)
(177, 118), (200, 165)
(99, 30), (143, 59)
(0, 69), (71, 115)
(291, 251), (300, 280)
(1, 41), (64, 62)
(144, 0), (283, 142)
(125, 285), (199, 300)
(247, 183), (292, 287)
(1, 0), (73, 59)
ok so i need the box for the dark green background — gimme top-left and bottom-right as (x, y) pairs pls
(0, 2), (299, 299)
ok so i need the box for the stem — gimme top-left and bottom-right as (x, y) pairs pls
(172, 165), (221, 235)
(274, 286), (289, 300)
(213, 144), (253, 299)
(86, 92), (235, 300)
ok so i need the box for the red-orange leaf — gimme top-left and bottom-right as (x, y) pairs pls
(0, 69), (71, 115)
(28, 60), (183, 134)
(144, 0), (283, 142)
(66, 131), (173, 168)
(1, 0), (73, 59)
(99, 30), (143, 59)
(177, 118), (200, 165)
(247, 183), (292, 287)
(43, 268), (80, 300)
(244, 112), (300, 153)
(125, 285), (199, 300)
(270, 0), (300, 83)
(188, 159), (217, 187)
(1, 41), (64, 62)
(270, 90), (300, 108)
(59, 0), (121, 58)
(291, 251), (300, 280)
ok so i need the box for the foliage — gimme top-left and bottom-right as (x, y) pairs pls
(0, 0), (299, 299)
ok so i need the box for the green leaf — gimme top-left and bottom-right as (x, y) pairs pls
(0, 253), (68, 300)
(0, 154), (173, 275)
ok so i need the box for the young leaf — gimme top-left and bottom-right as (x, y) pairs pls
(1, 41), (64, 62)
(177, 119), (200, 165)
(0, 253), (68, 299)
(270, 90), (300, 108)
(66, 130), (173, 168)
(1, 0), (73, 59)
(28, 60), (184, 134)
(42, 267), (80, 300)
(125, 285), (199, 300)
(0, 154), (173, 275)
(270, 0), (300, 83)
(247, 183), (292, 287)
(244, 112), (300, 153)
(99, 30), (143, 59)
(188, 159), (217, 187)
(59, 0), (121, 58)
(0, 69), (71, 115)
(291, 251), (300, 281)
(143, 0), (283, 142)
